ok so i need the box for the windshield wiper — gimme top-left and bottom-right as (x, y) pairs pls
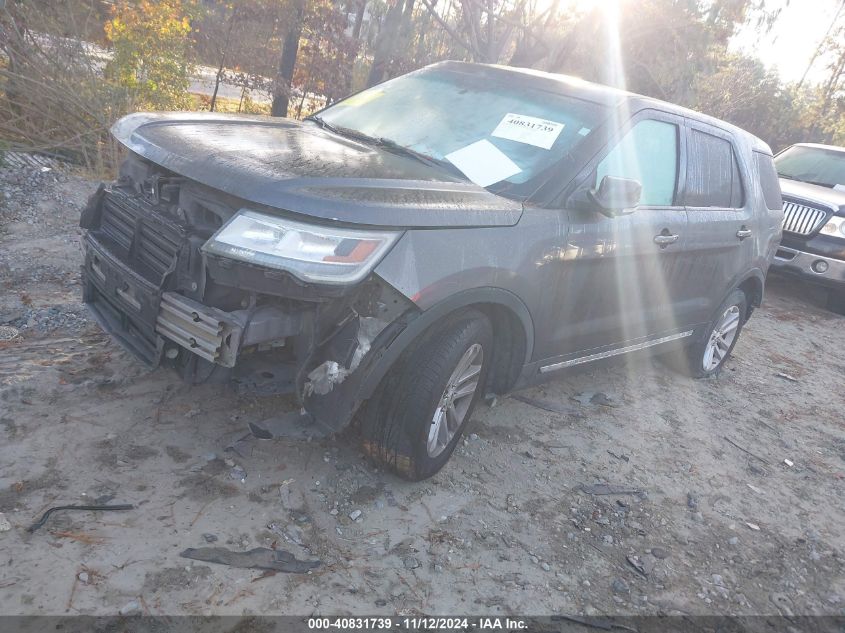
(307, 115), (454, 173)
(368, 136), (449, 170)
(307, 114), (347, 137)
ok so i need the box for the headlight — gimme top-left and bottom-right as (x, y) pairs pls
(202, 210), (400, 284)
(819, 214), (845, 238)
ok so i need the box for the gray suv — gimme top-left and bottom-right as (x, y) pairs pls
(80, 62), (782, 480)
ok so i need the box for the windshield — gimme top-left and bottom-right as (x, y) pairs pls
(775, 145), (845, 189)
(315, 67), (608, 200)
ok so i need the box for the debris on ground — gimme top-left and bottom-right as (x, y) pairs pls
(578, 484), (645, 497)
(27, 504), (134, 533)
(179, 546), (320, 573)
(0, 513), (11, 532)
(248, 411), (330, 440)
(774, 372), (799, 383)
(625, 554), (647, 577)
(510, 394), (574, 415)
(118, 600), (141, 616)
(571, 391), (619, 407)
(229, 466), (247, 482)
(723, 436), (770, 465)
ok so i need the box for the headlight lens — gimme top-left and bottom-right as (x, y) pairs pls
(819, 214), (845, 238)
(202, 210), (400, 284)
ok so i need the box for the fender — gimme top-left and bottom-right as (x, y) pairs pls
(304, 286), (535, 433)
(731, 266), (767, 308)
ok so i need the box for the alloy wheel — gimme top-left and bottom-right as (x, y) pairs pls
(703, 305), (741, 372)
(426, 343), (483, 457)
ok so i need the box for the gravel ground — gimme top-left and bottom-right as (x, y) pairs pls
(0, 157), (843, 617)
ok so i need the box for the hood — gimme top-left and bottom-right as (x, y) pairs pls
(779, 178), (845, 215)
(111, 112), (523, 228)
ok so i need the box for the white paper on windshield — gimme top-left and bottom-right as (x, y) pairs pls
(491, 113), (565, 150)
(445, 140), (522, 187)
(834, 183), (845, 192)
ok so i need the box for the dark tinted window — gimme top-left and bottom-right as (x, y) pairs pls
(755, 151), (783, 210)
(686, 130), (743, 208)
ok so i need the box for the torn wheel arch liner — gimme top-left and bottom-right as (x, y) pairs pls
(303, 286), (535, 433)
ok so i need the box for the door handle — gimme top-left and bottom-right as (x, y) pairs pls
(736, 228), (752, 240)
(653, 233), (679, 246)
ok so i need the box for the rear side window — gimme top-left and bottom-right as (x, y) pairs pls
(596, 119), (679, 206)
(755, 151), (783, 210)
(686, 129), (744, 208)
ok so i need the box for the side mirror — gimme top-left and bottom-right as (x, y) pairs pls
(588, 175), (642, 217)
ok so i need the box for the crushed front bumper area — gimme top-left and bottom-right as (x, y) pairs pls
(80, 182), (416, 434)
(82, 233), (303, 369)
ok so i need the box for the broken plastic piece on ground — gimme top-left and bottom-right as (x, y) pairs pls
(27, 504), (134, 533)
(179, 546), (320, 573)
(248, 410), (332, 440)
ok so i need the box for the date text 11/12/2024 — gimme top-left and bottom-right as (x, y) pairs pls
(307, 617), (528, 630)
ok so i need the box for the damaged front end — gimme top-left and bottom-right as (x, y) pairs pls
(80, 154), (417, 434)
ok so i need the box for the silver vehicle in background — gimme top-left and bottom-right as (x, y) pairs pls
(770, 143), (845, 312)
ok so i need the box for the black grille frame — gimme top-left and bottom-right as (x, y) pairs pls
(95, 187), (186, 285)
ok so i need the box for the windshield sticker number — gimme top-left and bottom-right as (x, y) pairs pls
(445, 140), (522, 188)
(492, 113), (565, 150)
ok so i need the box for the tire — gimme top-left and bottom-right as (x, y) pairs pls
(676, 288), (747, 378)
(358, 309), (493, 481)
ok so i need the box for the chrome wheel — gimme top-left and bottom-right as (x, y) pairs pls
(703, 305), (741, 372)
(427, 343), (483, 457)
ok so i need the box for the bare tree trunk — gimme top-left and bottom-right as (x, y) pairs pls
(210, 7), (238, 112)
(352, 0), (367, 40)
(366, 0), (407, 87)
(271, 0), (305, 117)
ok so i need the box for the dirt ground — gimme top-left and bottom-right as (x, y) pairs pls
(1, 159), (844, 618)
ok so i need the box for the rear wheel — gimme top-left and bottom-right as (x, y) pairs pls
(358, 310), (493, 481)
(676, 288), (747, 378)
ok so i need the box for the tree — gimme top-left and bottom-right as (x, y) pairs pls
(271, 0), (306, 116)
(104, 0), (197, 110)
(292, 0), (356, 112)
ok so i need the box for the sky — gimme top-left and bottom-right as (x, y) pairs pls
(560, 0), (843, 85)
(732, 0), (844, 84)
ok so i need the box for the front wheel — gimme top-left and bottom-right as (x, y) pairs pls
(358, 310), (493, 481)
(677, 289), (747, 378)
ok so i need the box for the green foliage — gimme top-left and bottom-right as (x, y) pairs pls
(104, 0), (197, 110)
